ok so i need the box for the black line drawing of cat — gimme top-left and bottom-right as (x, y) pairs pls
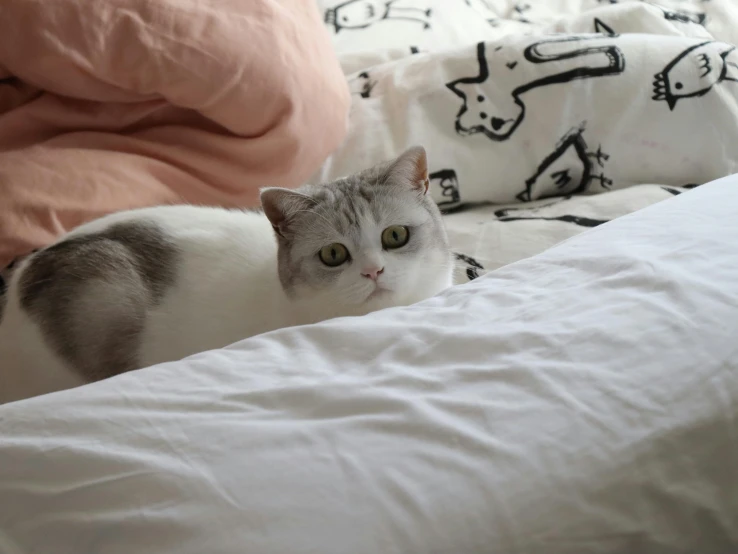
(516, 124), (612, 202)
(454, 252), (485, 281)
(447, 36), (625, 141)
(429, 169), (461, 209)
(325, 0), (432, 33)
(653, 41), (738, 110)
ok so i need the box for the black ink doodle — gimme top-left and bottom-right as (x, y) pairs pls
(512, 3), (532, 24)
(516, 125), (612, 202)
(597, 1), (706, 24)
(430, 169), (461, 210)
(447, 36), (625, 141)
(325, 0), (432, 32)
(653, 41), (738, 110)
(649, 3), (706, 26)
(348, 71), (377, 99)
(463, 0), (498, 26)
(593, 17), (616, 36)
(661, 184), (700, 196)
(454, 252), (485, 281)
(495, 208), (608, 228)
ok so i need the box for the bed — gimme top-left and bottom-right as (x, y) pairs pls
(2, 1), (738, 552)
(312, 0), (738, 278)
(2, 172), (738, 554)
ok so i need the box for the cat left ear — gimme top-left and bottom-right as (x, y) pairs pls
(385, 145), (430, 195)
(260, 187), (315, 238)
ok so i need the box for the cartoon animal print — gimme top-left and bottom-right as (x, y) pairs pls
(463, 0), (500, 26)
(511, 3), (532, 24)
(653, 41), (738, 110)
(495, 203), (609, 228)
(596, 0), (706, 24)
(348, 71), (377, 99)
(661, 184), (700, 196)
(516, 125), (612, 202)
(429, 169), (461, 210)
(447, 36), (625, 141)
(463, 0), (496, 20)
(454, 252), (485, 281)
(646, 3), (706, 25)
(325, 0), (432, 33)
(593, 17), (616, 36)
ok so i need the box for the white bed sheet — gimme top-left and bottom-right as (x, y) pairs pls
(1, 176), (738, 553)
(314, 0), (738, 280)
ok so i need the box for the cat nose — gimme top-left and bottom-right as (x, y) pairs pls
(361, 266), (384, 281)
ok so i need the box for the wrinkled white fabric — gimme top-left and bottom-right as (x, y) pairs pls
(1, 175), (737, 553)
(315, 0), (738, 275)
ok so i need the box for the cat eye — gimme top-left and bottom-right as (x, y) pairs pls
(319, 243), (350, 267)
(381, 225), (410, 250)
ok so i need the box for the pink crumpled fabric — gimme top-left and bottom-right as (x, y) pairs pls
(0, 0), (350, 266)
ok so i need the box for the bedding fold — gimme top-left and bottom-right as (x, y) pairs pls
(0, 0), (350, 265)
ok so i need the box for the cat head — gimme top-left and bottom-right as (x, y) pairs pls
(261, 147), (453, 313)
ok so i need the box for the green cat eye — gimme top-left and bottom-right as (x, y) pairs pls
(382, 225), (410, 249)
(319, 243), (349, 267)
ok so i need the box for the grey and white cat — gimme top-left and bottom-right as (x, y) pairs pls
(0, 147), (453, 404)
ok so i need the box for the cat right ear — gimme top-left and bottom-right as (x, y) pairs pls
(260, 188), (314, 238)
(384, 146), (430, 194)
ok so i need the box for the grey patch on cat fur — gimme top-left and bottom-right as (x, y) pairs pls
(0, 253), (30, 323)
(18, 221), (178, 382)
(0, 275), (6, 323)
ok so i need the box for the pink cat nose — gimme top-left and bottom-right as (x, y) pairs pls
(361, 266), (384, 281)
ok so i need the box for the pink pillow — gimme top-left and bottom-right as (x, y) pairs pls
(0, 0), (350, 265)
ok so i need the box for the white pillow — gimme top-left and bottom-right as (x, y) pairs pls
(1, 176), (738, 553)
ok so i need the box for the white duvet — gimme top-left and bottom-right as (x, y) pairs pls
(1, 176), (737, 553)
(314, 0), (738, 276)
(3, 2), (738, 552)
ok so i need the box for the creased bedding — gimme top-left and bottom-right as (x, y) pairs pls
(313, 0), (738, 275)
(0, 0), (350, 266)
(1, 174), (737, 554)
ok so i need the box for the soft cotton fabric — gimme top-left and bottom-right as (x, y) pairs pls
(312, 0), (738, 275)
(1, 175), (737, 553)
(0, 0), (350, 266)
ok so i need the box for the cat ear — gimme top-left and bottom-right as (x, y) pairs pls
(385, 145), (430, 194)
(260, 187), (315, 238)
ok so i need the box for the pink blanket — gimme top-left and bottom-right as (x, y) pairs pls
(0, 0), (349, 265)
